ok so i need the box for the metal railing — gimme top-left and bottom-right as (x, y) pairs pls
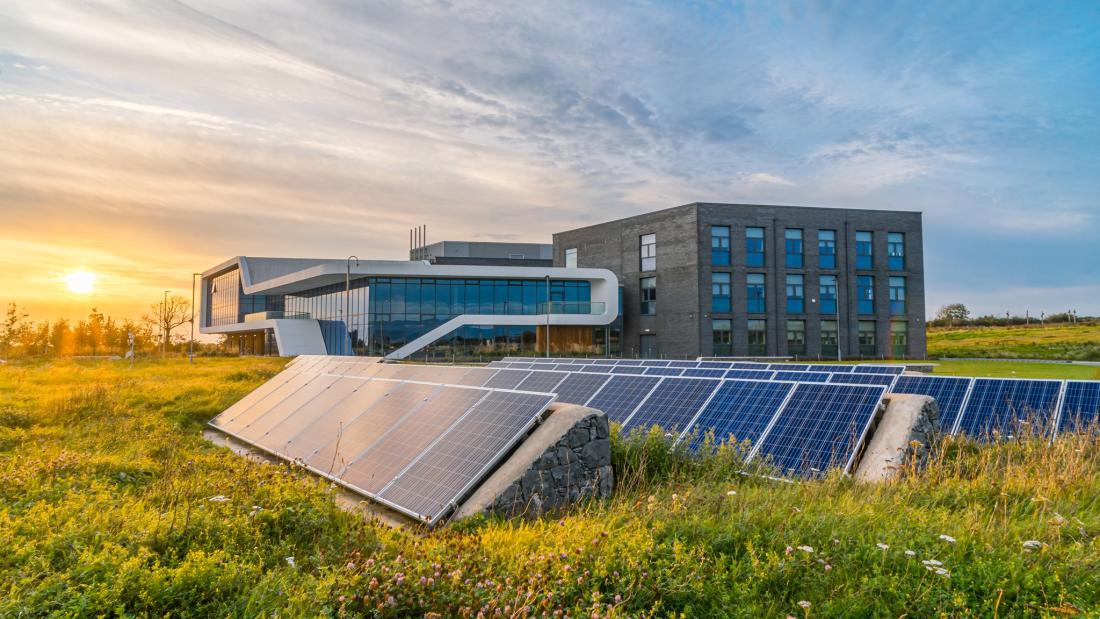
(535, 301), (606, 315)
(243, 311), (311, 322)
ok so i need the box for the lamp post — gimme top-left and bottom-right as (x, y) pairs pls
(346, 256), (359, 356)
(190, 273), (199, 363)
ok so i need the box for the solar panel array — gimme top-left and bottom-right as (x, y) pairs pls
(210, 356), (556, 526)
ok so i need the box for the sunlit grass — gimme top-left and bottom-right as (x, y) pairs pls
(928, 323), (1100, 362)
(1, 358), (1098, 617)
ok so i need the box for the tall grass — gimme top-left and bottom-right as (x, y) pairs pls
(1, 358), (1098, 617)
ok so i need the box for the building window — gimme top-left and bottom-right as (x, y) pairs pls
(888, 232), (905, 270)
(818, 230), (837, 269)
(640, 233), (656, 272)
(711, 225), (730, 266)
(857, 275), (874, 314)
(748, 319), (767, 357)
(747, 273), (766, 313)
(786, 274), (804, 314)
(640, 276), (656, 315)
(891, 321), (907, 358)
(819, 275), (838, 315)
(787, 319), (806, 357)
(889, 276), (906, 315)
(856, 231), (873, 269)
(711, 272), (731, 313)
(859, 320), (877, 356)
(565, 247), (577, 268)
(712, 319), (732, 356)
(821, 320), (839, 359)
(746, 227), (765, 267)
(785, 229), (803, 268)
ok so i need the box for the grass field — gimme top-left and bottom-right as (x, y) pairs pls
(2, 358), (1099, 617)
(927, 323), (1100, 361)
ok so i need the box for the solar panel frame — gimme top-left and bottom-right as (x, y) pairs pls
(619, 377), (722, 436)
(724, 369), (777, 380)
(610, 365), (648, 375)
(482, 369), (532, 390)
(855, 365), (906, 375)
(682, 368), (727, 378)
(830, 373), (898, 388)
(1056, 381), (1100, 435)
(666, 361), (701, 368)
(955, 378), (1064, 439)
(551, 372), (613, 405)
(643, 367), (685, 377)
(768, 363), (811, 371)
(514, 370), (570, 393)
(772, 371), (831, 383)
(581, 364), (618, 373)
(679, 379), (796, 451)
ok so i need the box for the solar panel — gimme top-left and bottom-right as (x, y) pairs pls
(644, 367), (685, 377)
(454, 367), (500, 386)
(552, 372), (613, 405)
(515, 370), (569, 393)
(731, 362), (769, 370)
(830, 373), (897, 388)
(683, 379), (794, 451)
(768, 364), (810, 371)
(587, 375), (662, 423)
(482, 369), (532, 390)
(667, 361), (701, 368)
(772, 371), (830, 383)
(616, 359), (644, 366)
(752, 383), (885, 478)
(1057, 381), (1100, 435)
(697, 361), (733, 370)
(610, 365), (648, 375)
(724, 369), (776, 380)
(570, 358), (598, 365)
(218, 373), (339, 437)
(806, 364), (853, 373)
(255, 376), (385, 452)
(637, 359), (671, 367)
(528, 363), (559, 372)
(620, 378), (721, 436)
(581, 364), (618, 373)
(232, 373), (345, 441)
(506, 362), (534, 370)
(956, 378), (1063, 438)
(378, 390), (554, 525)
(855, 365), (905, 375)
(211, 369), (311, 430)
(890, 376), (973, 434)
(682, 368), (726, 378)
(486, 361), (512, 368)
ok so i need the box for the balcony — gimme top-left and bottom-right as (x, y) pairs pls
(536, 301), (607, 315)
(244, 311), (311, 322)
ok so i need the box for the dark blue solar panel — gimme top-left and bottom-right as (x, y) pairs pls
(616, 359), (644, 366)
(515, 371), (569, 393)
(571, 358), (599, 364)
(581, 364), (617, 373)
(610, 365), (647, 375)
(686, 380), (794, 451)
(527, 363), (558, 372)
(1058, 381), (1100, 434)
(698, 361), (733, 369)
(830, 373), (897, 388)
(482, 369), (531, 390)
(768, 364), (811, 371)
(891, 375), (973, 433)
(773, 371), (830, 383)
(731, 362), (770, 370)
(667, 361), (701, 368)
(644, 366), (685, 376)
(552, 372), (613, 405)
(682, 368), (726, 378)
(586, 375), (661, 423)
(724, 369), (776, 380)
(621, 378), (721, 436)
(855, 365), (905, 375)
(753, 383), (885, 478)
(505, 362), (533, 370)
(957, 379), (1062, 439)
(807, 365), (853, 373)
(637, 360), (671, 367)
(550, 364), (577, 372)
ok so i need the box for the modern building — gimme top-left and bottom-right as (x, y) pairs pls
(553, 202), (925, 359)
(199, 256), (619, 359)
(411, 240), (553, 267)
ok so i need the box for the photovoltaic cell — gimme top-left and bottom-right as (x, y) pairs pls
(731, 362), (769, 370)
(637, 359), (671, 367)
(724, 369), (776, 380)
(753, 383), (885, 478)
(1058, 381), (1100, 434)
(454, 367), (500, 387)
(685, 380), (794, 451)
(378, 390), (554, 524)
(807, 365), (852, 373)
(667, 361), (701, 368)
(773, 371), (830, 383)
(610, 365), (647, 374)
(644, 367), (685, 377)
(682, 368), (726, 378)
(891, 375), (973, 434)
(587, 375), (662, 423)
(830, 373), (897, 388)
(616, 359), (644, 366)
(697, 361), (733, 370)
(768, 364), (810, 371)
(515, 371), (569, 393)
(957, 379), (1063, 438)
(856, 365), (905, 375)
(552, 372), (612, 405)
(620, 378), (720, 436)
(482, 369), (532, 390)
(582, 364), (618, 373)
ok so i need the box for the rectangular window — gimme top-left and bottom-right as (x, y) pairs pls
(787, 319), (806, 356)
(747, 319), (767, 357)
(856, 231), (873, 269)
(818, 230), (837, 269)
(747, 273), (766, 313)
(859, 320), (877, 356)
(640, 276), (656, 315)
(711, 225), (730, 266)
(640, 233), (656, 272)
(819, 275), (838, 315)
(889, 276), (906, 315)
(888, 232), (905, 270)
(712, 319), (732, 357)
(565, 247), (577, 268)
(785, 274), (804, 314)
(784, 228), (803, 268)
(821, 320), (839, 359)
(746, 227), (765, 267)
(857, 275), (875, 314)
(891, 321), (907, 358)
(711, 272), (731, 313)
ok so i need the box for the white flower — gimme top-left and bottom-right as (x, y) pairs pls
(904, 550), (916, 557)
(934, 567), (950, 577)
(1050, 513), (1066, 526)
(797, 600), (812, 609)
(876, 543), (889, 551)
(938, 534), (956, 544)
(921, 559), (943, 567)
(1022, 540), (1044, 550)
(285, 556), (296, 568)
(796, 545), (814, 554)
(208, 495), (230, 502)
(726, 490), (737, 496)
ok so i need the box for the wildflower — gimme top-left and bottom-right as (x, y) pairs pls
(934, 567), (950, 577)
(938, 534), (956, 544)
(338, 595), (346, 603)
(921, 559), (943, 567)
(904, 550), (916, 557)
(346, 562), (355, 570)
(726, 490), (737, 496)
(796, 545), (814, 554)
(876, 543), (889, 551)
(614, 594), (622, 604)
(798, 600), (812, 609)
(208, 495), (230, 502)
(785, 546), (794, 555)
(1050, 513), (1067, 526)
(1022, 540), (1044, 550)
(285, 556), (296, 568)
(824, 564), (832, 571)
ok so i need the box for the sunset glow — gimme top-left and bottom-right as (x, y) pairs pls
(63, 271), (96, 295)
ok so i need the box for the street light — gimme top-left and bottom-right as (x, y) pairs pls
(346, 256), (359, 357)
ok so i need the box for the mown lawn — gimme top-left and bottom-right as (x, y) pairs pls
(2, 357), (1098, 617)
(928, 323), (1100, 361)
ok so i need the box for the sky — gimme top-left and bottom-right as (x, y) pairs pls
(1, 0), (1098, 322)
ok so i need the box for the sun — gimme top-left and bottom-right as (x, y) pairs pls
(63, 270), (97, 294)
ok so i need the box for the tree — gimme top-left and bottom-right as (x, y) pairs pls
(142, 295), (191, 354)
(0, 303), (29, 356)
(935, 303), (970, 326)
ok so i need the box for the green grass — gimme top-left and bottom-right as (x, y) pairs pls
(928, 323), (1100, 361)
(2, 358), (1099, 617)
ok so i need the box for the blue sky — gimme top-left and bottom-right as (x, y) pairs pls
(0, 0), (1097, 319)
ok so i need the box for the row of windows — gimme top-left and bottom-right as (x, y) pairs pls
(711, 319), (909, 357)
(702, 274), (906, 315)
(711, 227), (907, 270)
(206, 269), (283, 327)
